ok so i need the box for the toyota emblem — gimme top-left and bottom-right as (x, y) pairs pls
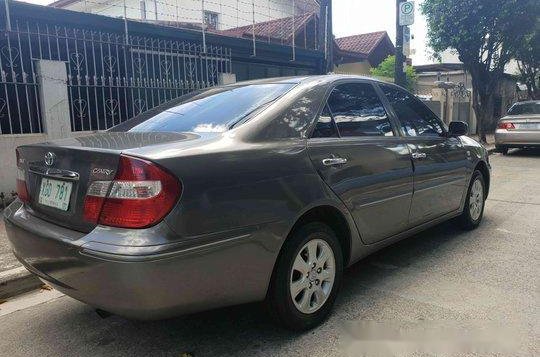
(44, 152), (55, 166)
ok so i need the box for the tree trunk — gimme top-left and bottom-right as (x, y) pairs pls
(470, 67), (499, 144)
(528, 72), (540, 100)
(518, 62), (539, 100)
(472, 89), (485, 143)
(471, 75), (487, 143)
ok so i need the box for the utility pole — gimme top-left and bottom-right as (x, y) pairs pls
(319, 0), (333, 73)
(326, 0), (333, 73)
(395, 0), (407, 87)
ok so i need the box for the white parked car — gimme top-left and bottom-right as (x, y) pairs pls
(495, 101), (540, 154)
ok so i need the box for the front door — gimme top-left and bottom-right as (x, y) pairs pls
(307, 82), (414, 244)
(379, 84), (469, 226)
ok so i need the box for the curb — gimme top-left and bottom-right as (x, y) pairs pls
(0, 267), (42, 300)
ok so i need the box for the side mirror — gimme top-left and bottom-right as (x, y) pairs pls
(448, 121), (468, 136)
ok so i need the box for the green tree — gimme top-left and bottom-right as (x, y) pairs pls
(421, 0), (539, 143)
(370, 55), (417, 92)
(515, 27), (540, 100)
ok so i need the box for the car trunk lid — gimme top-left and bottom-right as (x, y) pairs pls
(500, 114), (540, 131)
(16, 132), (196, 233)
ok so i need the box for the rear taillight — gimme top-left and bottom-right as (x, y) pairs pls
(83, 155), (181, 228)
(15, 149), (30, 203)
(498, 122), (515, 130)
(82, 181), (109, 223)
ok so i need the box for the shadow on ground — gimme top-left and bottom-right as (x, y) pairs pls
(503, 148), (540, 157)
(11, 217), (477, 356)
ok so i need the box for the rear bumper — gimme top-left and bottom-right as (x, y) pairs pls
(495, 129), (540, 146)
(3, 201), (279, 319)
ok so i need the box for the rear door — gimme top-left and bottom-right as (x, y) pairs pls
(378, 84), (468, 226)
(307, 81), (414, 244)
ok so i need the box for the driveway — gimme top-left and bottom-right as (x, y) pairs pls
(0, 149), (538, 357)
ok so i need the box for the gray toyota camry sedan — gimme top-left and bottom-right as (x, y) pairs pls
(4, 75), (490, 330)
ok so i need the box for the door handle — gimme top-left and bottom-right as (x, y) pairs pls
(411, 152), (427, 160)
(322, 157), (347, 166)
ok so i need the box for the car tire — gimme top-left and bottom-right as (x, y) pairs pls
(458, 170), (486, 230)
(267, 222), (343, 331)
(496, 145), (508, 155)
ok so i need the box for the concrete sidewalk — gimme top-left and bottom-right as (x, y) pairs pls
(0, 215), (42, 300)
(471, 134), (496, 152)
(0, 219), (20, 273)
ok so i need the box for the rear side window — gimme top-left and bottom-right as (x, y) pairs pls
(312, 105), (338, 138)
(508, 102), (540, 115)
(327, 83), (394, 137)
(381, 84), (444, 137)
(127, 83), (295, 133)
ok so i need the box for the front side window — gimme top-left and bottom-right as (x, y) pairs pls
(126, 83), (294, 133)
(327, 83), (394, 137)
(381, 84), (444, 137)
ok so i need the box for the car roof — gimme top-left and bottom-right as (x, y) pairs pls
(222, 74), (388, 87)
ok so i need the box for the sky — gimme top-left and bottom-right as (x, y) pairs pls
(18, 0), (433, 65)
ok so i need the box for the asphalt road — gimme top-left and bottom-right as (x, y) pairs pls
(0, 149), (538, 357)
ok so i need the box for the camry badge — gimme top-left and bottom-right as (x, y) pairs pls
(44, 152), (55, 166)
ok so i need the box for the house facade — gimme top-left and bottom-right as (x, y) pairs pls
(333, 31), (395, 76)
(50, 0), (319, 30)
(413, 63), (520, 133)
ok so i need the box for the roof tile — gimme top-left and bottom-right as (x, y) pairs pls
(335, 31), (389, 56)
(219, 12), (315, 42)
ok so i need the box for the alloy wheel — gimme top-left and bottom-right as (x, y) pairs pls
(469, 178), (484, 221)
(289, 239), (336, 314)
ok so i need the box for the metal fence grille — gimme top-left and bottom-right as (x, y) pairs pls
(0, 22), (42, 135)
(0, 19), (232, 133)
(63, 28), (232, 131)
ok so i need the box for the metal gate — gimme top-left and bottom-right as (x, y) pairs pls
(0, 20), (232, 134)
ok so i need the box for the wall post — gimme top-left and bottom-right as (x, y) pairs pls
(3, 0), (11, 31)
(36, 60), (72, 140)
(218, 73), (236, 85)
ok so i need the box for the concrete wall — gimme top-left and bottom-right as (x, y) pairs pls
(415, 71), (477, 132)
(0, 132), (97, 200)
(0, 134), (46, 199)
(415, 69), (519, 134)
(0, 59), (97, 202)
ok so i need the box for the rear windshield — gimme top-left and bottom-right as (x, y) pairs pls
(508, 102), (540, 115)
(126, 83), (295, 133)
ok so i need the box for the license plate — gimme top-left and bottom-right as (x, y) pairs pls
(515, 123), (540, 130)
(38, 178), (73, 211)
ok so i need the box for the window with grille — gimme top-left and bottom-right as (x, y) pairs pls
(204, 11), (219, 30)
